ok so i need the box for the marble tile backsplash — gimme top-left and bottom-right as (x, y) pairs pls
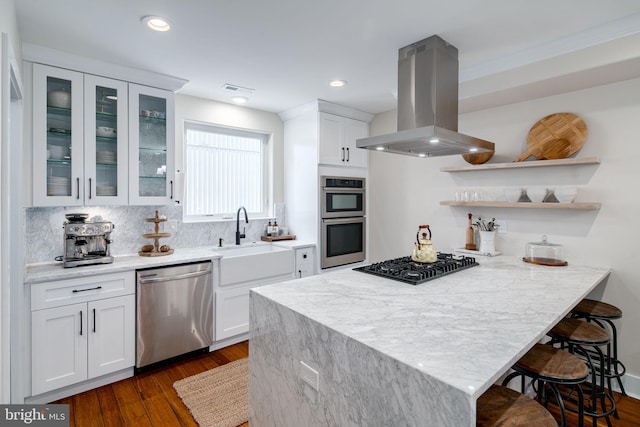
(25, 205), (271, 264)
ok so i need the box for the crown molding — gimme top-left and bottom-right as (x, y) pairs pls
(22, 43), (188, 92)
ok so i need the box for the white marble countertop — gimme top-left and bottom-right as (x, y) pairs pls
(251, 256), (611, 399)
(25, 240), (314, 284)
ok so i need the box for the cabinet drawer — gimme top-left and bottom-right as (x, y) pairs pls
(31, 271), (135, 311)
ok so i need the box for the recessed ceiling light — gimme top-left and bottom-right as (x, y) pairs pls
(231, 96), (248, 104)
(141, 16), (171, 32)
(329, 80), (347, 88)
(375, 146), (385, 151)
(418, 153), (426, 158)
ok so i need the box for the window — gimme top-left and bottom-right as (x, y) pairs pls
(184, 121), (268, 219)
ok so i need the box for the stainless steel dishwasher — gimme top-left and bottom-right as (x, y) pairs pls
(136, 261), (213, 369)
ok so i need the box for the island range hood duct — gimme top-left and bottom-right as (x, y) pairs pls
(356, 35), (495, 157)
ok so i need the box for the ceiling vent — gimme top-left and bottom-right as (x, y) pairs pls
(222, 83), (255, 94)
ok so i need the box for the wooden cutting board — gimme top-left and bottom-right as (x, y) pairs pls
(517, 113), (587, 161)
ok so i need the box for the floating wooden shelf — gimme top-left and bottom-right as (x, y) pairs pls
(440, 201), (601, 210)
(260, 234), (296, 242)
(440, 157), (600, 172)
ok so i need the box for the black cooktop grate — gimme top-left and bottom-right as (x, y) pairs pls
(353, 253), (478, 285)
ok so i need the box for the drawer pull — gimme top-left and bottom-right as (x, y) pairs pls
(72, 286), (102, 293)
(79, 310), (83, 336)
(93, 308), (96, 333)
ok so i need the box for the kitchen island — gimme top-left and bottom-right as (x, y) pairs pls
(249, 256), (611, 426)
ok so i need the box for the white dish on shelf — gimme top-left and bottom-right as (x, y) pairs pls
(526, 187), (548, 203)
(96, 151), (117, 164)
(96, 185), (117, 196)
(47, 90), (71, 109)
(48, 145), (70, 160)
(96, 126), (117, 138)
(554, 186), (578, 203)
(503, 188), (523, 202)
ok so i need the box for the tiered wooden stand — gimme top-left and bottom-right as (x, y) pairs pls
(139, 210), (174, 257)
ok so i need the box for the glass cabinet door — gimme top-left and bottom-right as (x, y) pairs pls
(129, 84), (175, 205)
(32, 64), (84, 206)
(84, 75), (128, 205)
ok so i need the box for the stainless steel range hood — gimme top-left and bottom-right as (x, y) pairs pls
(357, 35), (495, 157)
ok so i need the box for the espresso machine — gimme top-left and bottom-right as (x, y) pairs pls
(62, 213), (114, 268)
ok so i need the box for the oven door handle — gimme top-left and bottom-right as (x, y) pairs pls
(323, 217), (365, 225)
(322, 187), (364, 193)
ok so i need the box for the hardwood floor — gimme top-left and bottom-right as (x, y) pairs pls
(54, 341), (249, 427)
(54, 340), (639, 427)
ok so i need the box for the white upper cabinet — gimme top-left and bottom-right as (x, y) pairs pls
(33, 64), (85, 206)
(32, 64), (129, 206)
(128, 84), (176, 205)
(32, 63), (176, 207)
(318, 112), (369, 168)
(84, 74), (129, 205)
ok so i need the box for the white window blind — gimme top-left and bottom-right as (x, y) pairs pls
(185, 122), (267, 218)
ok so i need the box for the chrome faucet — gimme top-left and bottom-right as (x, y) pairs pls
(235, 206), (249, 245)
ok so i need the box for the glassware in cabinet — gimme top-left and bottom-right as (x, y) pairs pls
(84, 75), (128, 205)
(33, 64), (84, 206)
(128, 84), (175, 205)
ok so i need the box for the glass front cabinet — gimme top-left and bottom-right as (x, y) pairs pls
(32, 64), (129, 206)
(128, 84), (175, 205)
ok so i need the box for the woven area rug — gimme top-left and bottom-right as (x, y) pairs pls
(173, 358), (248, 427)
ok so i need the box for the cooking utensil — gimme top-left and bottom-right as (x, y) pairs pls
(517, 113), (587, 162)
(540, 138), (571, 160)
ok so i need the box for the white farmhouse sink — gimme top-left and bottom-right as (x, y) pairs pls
(217, 244), (294, 286)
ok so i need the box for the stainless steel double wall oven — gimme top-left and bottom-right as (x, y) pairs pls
(321, 176), (366, 268)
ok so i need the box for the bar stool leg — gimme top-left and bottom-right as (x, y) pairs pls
(573, 344), (614, 427)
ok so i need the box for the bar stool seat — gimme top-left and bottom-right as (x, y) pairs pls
(571, 298), (627, 396)
(548, 318), (615, 427)
(503, 343), (588, 427)
(548, 318), (610, 346)
(476, 384), (557, 427)
(572, 299), (621, 319)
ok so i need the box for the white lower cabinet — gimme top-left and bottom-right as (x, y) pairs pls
(30, 272), (135, 396)
(215, 286), (251, 341)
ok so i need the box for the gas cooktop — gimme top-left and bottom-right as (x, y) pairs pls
(353, 253), (478, 285)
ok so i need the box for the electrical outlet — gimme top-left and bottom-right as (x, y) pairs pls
(299, 361), (319, 390)
(494, 218), (507, 234)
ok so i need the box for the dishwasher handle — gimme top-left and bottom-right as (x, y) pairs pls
(138, 268), (212, 284)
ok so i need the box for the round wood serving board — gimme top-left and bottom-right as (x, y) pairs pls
(517, 113), (587, 161)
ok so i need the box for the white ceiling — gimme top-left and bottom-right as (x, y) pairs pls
(15, 0), (640, 115)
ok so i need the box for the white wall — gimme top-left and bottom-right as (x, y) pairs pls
(175, 94), (284, 210)
(0, 0), (22, 405)
(368, 77), (640, 392)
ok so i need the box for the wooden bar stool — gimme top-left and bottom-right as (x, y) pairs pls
(571, 298), (627, 397)
(547, 318), (615, 427)
(476, 384), (557, 427)
(502, 343), (588, 427)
